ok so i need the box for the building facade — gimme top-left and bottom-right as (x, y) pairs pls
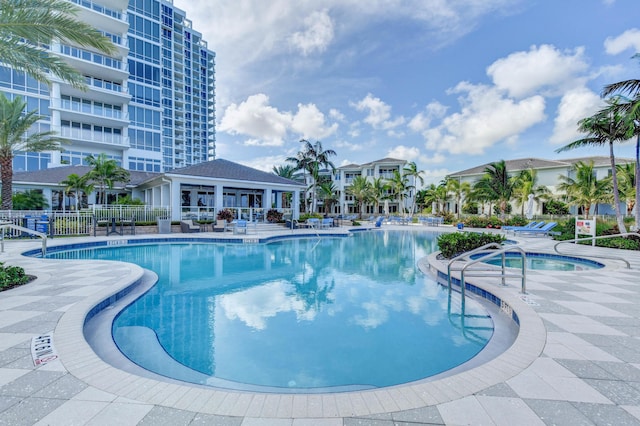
(1, 0), (215, 174)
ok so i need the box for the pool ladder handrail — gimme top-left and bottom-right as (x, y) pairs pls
(0, 223), (47, 256)
(553, 232), (637, 269)
(447, 243), (527, 296)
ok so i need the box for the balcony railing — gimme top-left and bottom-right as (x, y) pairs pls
(58, 126), (129, 147)
(52, 99), (128, 120)
(70, 0), (124, 21)
(84, 76), (127, 94)
(57, 45), (126, 72)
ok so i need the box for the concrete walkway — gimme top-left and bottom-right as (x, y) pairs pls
(1, 226), (640, 425)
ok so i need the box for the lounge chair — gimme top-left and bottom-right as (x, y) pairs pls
(306, 218), (320, 229)
(513, 221), (558, 237)
(233, 219), (248, 234)
(320, 218), (333, 229)
(180, 220), (200, 233)
(506, 221), (545, 233)
(503, 220), (541, 231)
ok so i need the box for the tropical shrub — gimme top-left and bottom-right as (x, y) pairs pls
(12, 190), (49, 210)
(113, 195), (144, 205)
(543, 200), (570, 215)
(0, 262), (30, 291)
(216, 209), (234, 222)
(266, 209), (283, 223)
(299, 213), (322, 221)
(437, 232), (506, 259)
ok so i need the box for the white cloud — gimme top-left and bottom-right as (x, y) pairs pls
(239, 155), (288, 173)
(352, 94), (405, 130)
(291, 103), (339, 139)
(550, 87), (603, 145)
(219, 94), (337, 146)
(329, 108), (346, 121)
(487, 44), (589, 98)
(290, 9), (335, 55)
(387, 145), (420, 161)
(424, 82), (546, 155)
(334, 140), (365, 151)
(604, 28), (640, 55)
(409, 102), (448, 132)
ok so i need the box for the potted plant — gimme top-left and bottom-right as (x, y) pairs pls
(215, 209), (234, 231)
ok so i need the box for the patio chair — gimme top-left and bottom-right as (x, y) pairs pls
(306, 218), (320, 229)
(233, 219), (248, 234)
(503, 220), (540, 231)
(320, 218), (334, 229)
(506, 221), (546, 234)
(513, 221), (558, 237)
(180, 220), (200, 233)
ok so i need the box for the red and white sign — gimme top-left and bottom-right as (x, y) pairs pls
(31, 333), (58, 366)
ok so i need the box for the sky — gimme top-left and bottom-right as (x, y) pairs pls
(173, 0), (640, 186)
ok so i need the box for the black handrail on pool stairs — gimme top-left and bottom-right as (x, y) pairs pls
(447, 243), (527, 299)
(553, 232), (637, 269)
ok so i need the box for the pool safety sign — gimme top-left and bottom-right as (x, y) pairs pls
(31, 333), (58, 366)
(575, 218), (596, 245)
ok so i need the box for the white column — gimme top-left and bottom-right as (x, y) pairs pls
(292, 190), (300, 219)
(215, 184), (224, 211)
(264, 188), (272, 209)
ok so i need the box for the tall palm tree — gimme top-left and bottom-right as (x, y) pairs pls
(445, 177), (471, 218)
(402, 161), (424, 214)
(347, 175), (372, 219)
(602, 58), (640, 230)
(556, 100), (630, 233)
(387, 170), (414, 215)
(0, 94), (66, 209)
(85, 153), (130, 205)
(512, 168), (551, 216)
(473, 160), (515, 218)
(286, 139), (337, 213)
(59, 173), (93, 211)
(316, 181), (338, 215)
(0, 0), (116, 89)
(557, 161), (611, 217)
(370, 177), (389, 215)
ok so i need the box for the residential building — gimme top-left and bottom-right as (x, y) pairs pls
(1, 0), (215, 174)
(447, 156), (635, 216)
(333, 158), (414, 216)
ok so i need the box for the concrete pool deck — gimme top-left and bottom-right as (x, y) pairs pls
(1, 225), (640, 425)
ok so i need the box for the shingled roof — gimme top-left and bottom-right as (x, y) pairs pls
(448, 156), (635, 177)
(165, 158), (303, 186)
(13, 165), (159, 187)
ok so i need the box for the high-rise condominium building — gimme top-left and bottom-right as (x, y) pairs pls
(0, 0), (216, 173)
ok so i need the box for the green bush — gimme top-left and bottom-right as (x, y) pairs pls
(299, 213), (322, 221)
(437, 232), (506, 259)
(0, 262), (30, 291)
(216, 209), (234, 222)
(266, 209), (283, 223)
(543, 200), (570, 215)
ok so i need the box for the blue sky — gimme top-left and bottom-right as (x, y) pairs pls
(174, 0), (640, 185)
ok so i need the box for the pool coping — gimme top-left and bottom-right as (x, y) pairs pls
(50, 233), (548, 418)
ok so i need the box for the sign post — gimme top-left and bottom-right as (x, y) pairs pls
(575, 218), (596, 246)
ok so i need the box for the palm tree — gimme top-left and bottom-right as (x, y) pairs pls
(402, 161), (424, 214)
(602, 59), (640, 230)
(370, 177), (389, 215)
(0, 0), (116, 89)
(387, 170), (414, 215)
(0, 94), (66, 209)
(473, 160), (515, 218)
(616, 162), (637, 216)
(59, 173), (93, 211)
(272, 164), (296, 180)
(286, 139), (337, 213)
(316, 181), (338, 215)
(556, 100), (630, 233)
(347, 175), (372, 219)
(557, 161), (611, 217)
(512, 168), (551, 216)
(445, 177), (471, 218)
(12, 189), (48, 210)
(418, 182), (448, 214)
(85, 154), (130, 205)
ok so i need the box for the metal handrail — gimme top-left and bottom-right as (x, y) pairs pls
(0, 223), (47, 256)
(554, 232), (639, 269)
(447, 242), (503, 288)
(448, 245), (528, 297)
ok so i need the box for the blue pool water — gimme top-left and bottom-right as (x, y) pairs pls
(48, 231), (494, 391)
(480, 252), (603, 271)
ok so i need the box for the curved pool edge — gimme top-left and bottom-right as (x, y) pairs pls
(51, 234), (547, 418)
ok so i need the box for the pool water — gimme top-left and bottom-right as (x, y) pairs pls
(49, 231), (494, 391)
(481, 253), (603, 271)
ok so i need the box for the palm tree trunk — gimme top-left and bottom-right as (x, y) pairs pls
(609, 141), (627, 233)
(0, 157), (13, 210)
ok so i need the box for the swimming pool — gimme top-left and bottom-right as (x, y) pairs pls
(48, 231), (497, 392)
(478, 252), (604, 271)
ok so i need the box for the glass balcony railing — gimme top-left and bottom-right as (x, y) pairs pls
(57, 45), (126, 72)
(70, 0), (124, 21)
(58, 126), (129, 147)
(52, 99), (128, 120)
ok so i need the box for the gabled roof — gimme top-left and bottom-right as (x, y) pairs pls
(165, 158), (304, 186)
(448, 156), (635, 177)
(13, 165), (159, 187)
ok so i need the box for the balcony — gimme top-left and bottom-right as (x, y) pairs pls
(54, 45), (128, 80)
(72, 0), (128, 34)
(57, 126), (129, 148)
(52, 98), (128, 124)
